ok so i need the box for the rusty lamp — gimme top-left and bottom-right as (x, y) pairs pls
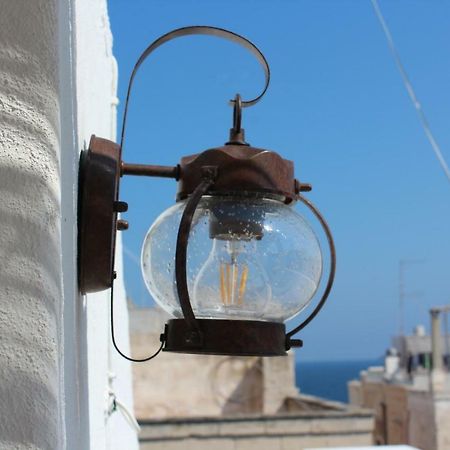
(78, 26), (336, 360)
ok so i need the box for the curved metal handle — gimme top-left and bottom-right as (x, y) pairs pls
(286, 195), (336, 340)
(175, 170), (216, 332)
(119, 25), (270, 159)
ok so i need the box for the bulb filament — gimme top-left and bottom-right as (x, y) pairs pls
(220, 263), (248, 306)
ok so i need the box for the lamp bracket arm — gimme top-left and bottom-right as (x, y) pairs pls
(285, 194), (336, 342)
(121, 162), (180, 180)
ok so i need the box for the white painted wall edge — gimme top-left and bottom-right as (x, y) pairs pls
(73, 0), (138, 448)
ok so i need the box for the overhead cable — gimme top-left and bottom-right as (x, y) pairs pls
(371, 0), (450, 183)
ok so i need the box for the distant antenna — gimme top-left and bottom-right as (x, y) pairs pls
(398, 259), (425, 336)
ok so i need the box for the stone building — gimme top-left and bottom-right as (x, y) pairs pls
(349, 308), (450, 450)
(130, 305), (375, 449)
(0, 1), (137, 448)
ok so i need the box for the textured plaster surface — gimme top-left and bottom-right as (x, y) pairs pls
(0, 0), (63, 448)
(0, 0), (137, 448)
(138, 412), (374, 450)
(433, 392), (450, 450)
(408, 390), (436, 450)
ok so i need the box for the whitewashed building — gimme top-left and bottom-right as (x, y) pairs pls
(0, 0), (138, 448)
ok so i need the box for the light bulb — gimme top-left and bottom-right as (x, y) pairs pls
(141, 196), (323, 323)
(193, 238), (271, 320)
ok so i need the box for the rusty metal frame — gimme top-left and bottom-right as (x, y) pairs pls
(118, 26), (271, 161)
(164, 319), (288, 356)
(77, 25), (336, 359)
(162, 178), (335, 356)
(286, 195), (337, 340)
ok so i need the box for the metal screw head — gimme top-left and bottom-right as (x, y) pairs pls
(184, 330), (203, 347)
(201, 166), (218, 181)
(113, 201), (128, 213)
(117, 219), (129, 231)
(285, 337), (303, 350)
(295, 179), (312, 193)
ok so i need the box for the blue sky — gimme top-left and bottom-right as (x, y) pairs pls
(108, 0), (450, 361)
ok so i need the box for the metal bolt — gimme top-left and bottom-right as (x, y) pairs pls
(294, 179), (312, 193)
(201, 166), (218, 181)
(286, 338), (303, 350)
(117, 219), (129, 231)
(113, 201), (128, 213)
(184, 330), (202, 346)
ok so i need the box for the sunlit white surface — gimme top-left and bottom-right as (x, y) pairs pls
(305, 446), (420, 450)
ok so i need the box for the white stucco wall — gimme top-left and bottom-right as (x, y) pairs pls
(0, 1), (63, 447)
(0, 0), (137, 448)
(73, 0), (138, 448)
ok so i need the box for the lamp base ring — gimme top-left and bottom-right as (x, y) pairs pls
(163, 318), (292, 356)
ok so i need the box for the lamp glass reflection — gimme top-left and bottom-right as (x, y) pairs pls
(141, 196), (322, 322)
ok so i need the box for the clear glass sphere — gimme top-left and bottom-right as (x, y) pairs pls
(141, 196), (322, 322)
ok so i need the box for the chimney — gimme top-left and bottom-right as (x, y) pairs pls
(430, 308), (445, 392)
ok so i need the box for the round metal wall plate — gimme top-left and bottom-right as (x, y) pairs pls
(78, 135), (121, 294)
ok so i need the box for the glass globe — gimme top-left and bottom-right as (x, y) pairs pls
(141, 196), (322, 323)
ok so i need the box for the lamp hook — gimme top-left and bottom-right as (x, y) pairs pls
(119, 26), (271, 158)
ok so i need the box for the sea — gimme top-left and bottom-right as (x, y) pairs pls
(295, 358), (383, 403)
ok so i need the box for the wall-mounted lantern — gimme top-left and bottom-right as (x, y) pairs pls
(78, 26), (336, 360)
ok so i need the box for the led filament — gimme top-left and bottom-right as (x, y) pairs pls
(219, 259), (249, 307)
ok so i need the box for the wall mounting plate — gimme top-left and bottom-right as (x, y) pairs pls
(78, 135), (121, 294)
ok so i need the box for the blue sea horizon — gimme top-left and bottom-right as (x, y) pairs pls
(295, 358), (383, 403)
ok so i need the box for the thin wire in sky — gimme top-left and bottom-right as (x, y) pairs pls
(371, 0), (450, 183)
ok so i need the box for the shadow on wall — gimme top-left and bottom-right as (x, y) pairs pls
(0, 166), (62, 302)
